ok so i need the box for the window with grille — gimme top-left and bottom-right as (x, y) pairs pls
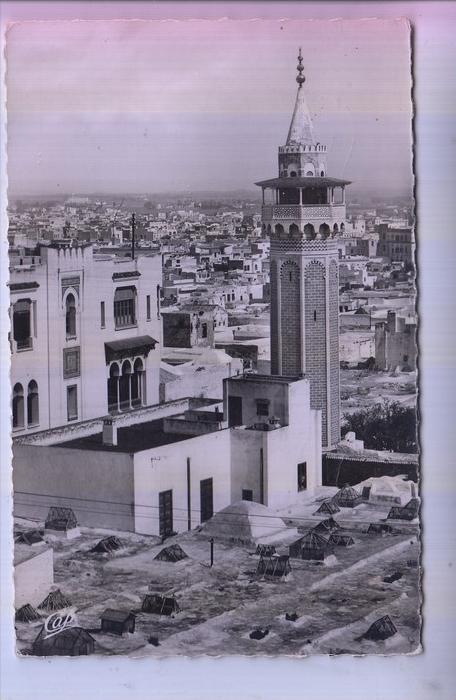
(63, 347), (80, 379)
(114, 287), (136, 328)
(256, 399), (270, 417)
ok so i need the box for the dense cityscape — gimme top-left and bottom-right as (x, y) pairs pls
(9, 47), (419, 657)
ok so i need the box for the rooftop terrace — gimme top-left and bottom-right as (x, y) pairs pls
(57, 418), (198, 454)
(228, 373), (304, 384)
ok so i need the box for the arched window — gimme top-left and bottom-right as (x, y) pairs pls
(108, 362), (120, 413)
(333, 223), (339, 234)
(132, 358), (144, 408)
(119, 360), (132, 411)
(304, 223), (315, 240)
(306, 171), (314, 176)
(289, 223), (300, 238)
(320, 170), (325, 177)
(274, 224), (284, 237)
(289, 171), (297, 177)
(65, 293), (76, 337)
(12, 383), (24, 428)
(319, 223), (331, 239)
(27, 380), (39, 426)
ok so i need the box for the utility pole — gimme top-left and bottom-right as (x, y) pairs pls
(210, 538), (214, 567)
(131, 212), (136, 260)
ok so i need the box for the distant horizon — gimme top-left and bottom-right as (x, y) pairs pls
(9, 188), (414, 205)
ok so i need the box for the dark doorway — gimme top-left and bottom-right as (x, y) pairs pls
(200, 478), (214, 522)
(297, 462), (307, 491)
(159, 489), (173, 537)
(228, 396), (243, 427)
(242, 489), (253, 502)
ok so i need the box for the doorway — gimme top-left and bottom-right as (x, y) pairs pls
(200, 478), (214, 523)
(159, 489), (173, 537)
(228, 395), (243, 427)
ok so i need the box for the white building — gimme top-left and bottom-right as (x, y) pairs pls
(14, 545), (54, 608)
(13, 375), (322, 535)
(9, 242), (162, 435)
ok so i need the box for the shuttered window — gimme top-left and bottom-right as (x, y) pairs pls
(114, 287), (136, 328)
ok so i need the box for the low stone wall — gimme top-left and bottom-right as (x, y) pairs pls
(322, 454), (419, 487)
(13, 397), (192, 446)
(163, 416), (225, 436)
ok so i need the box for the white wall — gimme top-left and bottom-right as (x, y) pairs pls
(14, 547), (54, 608)
(161, 363), (235, 403)
(226, 377), (322, 510)
(133, 429), (232, 536)
(13, 444), (135, 531)
(264, 380), (322, 509)
(230, 428), (264, 502)
(339, 331), (375, 362)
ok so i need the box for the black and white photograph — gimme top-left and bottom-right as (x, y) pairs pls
(5, 12), (422, 659)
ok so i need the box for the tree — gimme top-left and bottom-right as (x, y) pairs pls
(342, 400), (418, 453)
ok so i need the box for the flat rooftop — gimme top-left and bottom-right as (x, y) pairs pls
(228, 373), (303, 384)
(57, 418), (199, 454)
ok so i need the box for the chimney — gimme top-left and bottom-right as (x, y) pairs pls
(102, 417), (117, 446)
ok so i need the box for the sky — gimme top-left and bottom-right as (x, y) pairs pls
(6, 18), (413, 197)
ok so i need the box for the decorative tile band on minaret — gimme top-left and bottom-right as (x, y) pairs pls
(256, 50), (352, 450)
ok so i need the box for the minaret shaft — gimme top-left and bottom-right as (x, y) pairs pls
(256, 51), (352, 450)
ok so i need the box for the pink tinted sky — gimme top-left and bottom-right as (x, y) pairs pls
(6, 17), (412, 196)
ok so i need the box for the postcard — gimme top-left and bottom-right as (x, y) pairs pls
(6, 16), (420, 658)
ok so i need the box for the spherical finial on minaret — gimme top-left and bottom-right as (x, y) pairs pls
(296, 47), (305, 86)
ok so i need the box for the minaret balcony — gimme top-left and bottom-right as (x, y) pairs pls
(262, 203), (346, 221)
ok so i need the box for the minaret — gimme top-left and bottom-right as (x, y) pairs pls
(256, 50), (351, 450)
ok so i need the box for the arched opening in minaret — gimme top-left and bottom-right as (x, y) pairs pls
(263, 188), (275, 204)
(320, 170), (325, 177)
(301, 187), (328, 205)
(278, 188), (300, 205)
(274, 224), (285, 237)
(289, 223), (300, 238)
(304, 223), (315, 240)
(280, 261), (301, 376)
(319, 223), (331, 239)
(340, 223), (345, 233)
(333, 187), (344, 204)
(333, 223), (339, 234)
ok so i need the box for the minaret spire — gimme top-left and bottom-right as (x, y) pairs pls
(286, 48), (314, 147)
(296, 47), (305, 86)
